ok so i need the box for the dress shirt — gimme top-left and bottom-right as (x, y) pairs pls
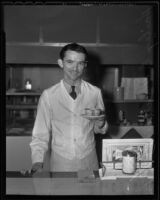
(63, 80), (81, 96)
(30, 80), (108, 164)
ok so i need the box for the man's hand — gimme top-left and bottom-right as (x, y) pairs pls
(94, 114), (108, 134)
(31, 162), (43, 173)
(20, 162), (43, 176)
(95, 117), (106, 128)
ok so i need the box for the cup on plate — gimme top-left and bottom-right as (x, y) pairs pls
(93, 109), (101, 116)
(85, 108), (93, 115)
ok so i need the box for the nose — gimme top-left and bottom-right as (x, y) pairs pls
(73, 62), (79, 71)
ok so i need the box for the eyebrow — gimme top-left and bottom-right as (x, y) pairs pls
(64, 59), (87, 62)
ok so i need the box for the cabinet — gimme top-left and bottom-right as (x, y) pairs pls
(6, 63), (62, 136)
(6, 92), (41, 136)
(101, 65), (154, 139)
(5, 6), (154, 64)
(6, 136), (50, 171)
(104, 100), (154, 139)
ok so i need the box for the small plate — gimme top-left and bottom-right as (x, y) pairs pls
(81, 114), (105, 120)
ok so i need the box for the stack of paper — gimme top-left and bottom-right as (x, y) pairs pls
(121, 78), (148, 99)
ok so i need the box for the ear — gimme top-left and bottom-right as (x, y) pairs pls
(84, 62), (87, 68)
(57, 59), (63, 69)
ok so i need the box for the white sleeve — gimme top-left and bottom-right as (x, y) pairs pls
(94, 89), (108, 134)
(30, 91), (51, 164)
(96, 89), (105, 110)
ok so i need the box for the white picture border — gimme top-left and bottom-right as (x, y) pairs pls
(102, 139), (153, 169)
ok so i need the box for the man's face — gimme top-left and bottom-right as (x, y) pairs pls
(59, 50), (87, 82)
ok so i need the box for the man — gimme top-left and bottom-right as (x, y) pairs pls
(30, 43), (108, 172)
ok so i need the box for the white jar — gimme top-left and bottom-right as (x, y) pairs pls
(122, 150), (137, 174)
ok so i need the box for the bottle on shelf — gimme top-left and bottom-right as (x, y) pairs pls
(137, 110), (146, 125)
(25, 79), (32, 90)
(118, 110), (127, 125)
(119, 110), (124, 123)
(145, 111), (153, 125)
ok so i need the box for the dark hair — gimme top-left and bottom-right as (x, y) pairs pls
(59, 43), (88, 60)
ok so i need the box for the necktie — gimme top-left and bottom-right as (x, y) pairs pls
(70, 86), (77, 99)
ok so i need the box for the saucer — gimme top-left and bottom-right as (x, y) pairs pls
(81, 114), (105, 120)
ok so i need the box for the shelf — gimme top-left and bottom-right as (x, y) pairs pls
(6, 105), (37, 109)
(105, 99), (154, 103)
(6, 92), (41, 96)
(6, 127), (32, 136)
(110, 125), (153, 128)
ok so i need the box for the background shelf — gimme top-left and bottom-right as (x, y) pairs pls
(6, 105), (37, 109)
(106, 99), (154, 103)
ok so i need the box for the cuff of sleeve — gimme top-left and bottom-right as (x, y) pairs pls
(94, 121), (108, 134)
(100, 122), (108, 134)
(32, 152), (44, 164)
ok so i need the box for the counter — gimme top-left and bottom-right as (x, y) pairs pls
(6, 169), (154, 195)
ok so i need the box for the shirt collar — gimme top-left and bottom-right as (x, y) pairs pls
(62, 79), (81, 94)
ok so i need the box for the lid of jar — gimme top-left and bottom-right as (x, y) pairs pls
(122, 150), (137, 157)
